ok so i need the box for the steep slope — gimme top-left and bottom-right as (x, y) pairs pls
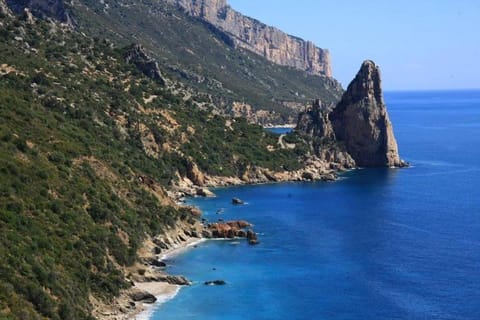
(13, 0), (342, 125)
(0, 11), (313, 319)
(297, 61), (406, 168)
(167, 0), (332, 77)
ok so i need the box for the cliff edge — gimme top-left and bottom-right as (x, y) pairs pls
(167, 0), (332, 77)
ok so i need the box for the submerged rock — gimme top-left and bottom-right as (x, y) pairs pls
(204, 280), (226, 286)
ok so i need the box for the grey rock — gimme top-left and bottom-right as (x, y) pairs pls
(166, 0), (332, 77)
(330, 60), (406, 167)
(130, 291), (157, 304)
(157, 275), (191, 286)
(125, 44), (166, 85)
(231, 197), (244, 205)
(204, 280), (226, 286)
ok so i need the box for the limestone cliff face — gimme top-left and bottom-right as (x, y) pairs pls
(330, 60), (404, 167)
(297, 99), (335, 140)
(167, 0), (332, 77)
(296, 60), (405, 168)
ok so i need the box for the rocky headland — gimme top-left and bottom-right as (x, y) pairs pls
(297, 60), (407, 168)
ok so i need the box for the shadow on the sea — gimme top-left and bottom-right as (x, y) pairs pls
(339, 167), (402, 187)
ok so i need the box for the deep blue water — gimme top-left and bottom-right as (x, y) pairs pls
(151, 90), (480, 320)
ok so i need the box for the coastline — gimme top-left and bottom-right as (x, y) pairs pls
(131, 238), (207, 320)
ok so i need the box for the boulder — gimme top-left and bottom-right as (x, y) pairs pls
(157, 275), (191, 286)
(145, 258), (166, 268)
(247, 230), (259, 245)
(130, 291), (157, 304)
(196, 188), (215, 197)
(232, 197), (244, 205)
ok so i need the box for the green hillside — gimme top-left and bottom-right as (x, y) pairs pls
(0, 12), (306, 319)
(69, 0), (343, 123)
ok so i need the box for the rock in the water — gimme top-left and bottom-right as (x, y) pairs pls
(130, 291), (157, 304)
(125, 44), (166, 85)
(246, 230), (259, 245)
(196, 188), (215, 197)
(232, 197), (244, 205)
(329, 60), (405, 167)
(204, 280), (226, 286)
(157, 275), (191, 286)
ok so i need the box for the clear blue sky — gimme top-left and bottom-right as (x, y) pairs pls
(228, 0), (479, 90)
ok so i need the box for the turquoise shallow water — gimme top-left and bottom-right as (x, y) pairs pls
(150, 90), (480, 319)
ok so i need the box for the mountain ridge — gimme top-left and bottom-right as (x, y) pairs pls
(167, 0), (333, 77)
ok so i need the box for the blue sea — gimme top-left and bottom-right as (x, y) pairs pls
(150, 90), (480, 320)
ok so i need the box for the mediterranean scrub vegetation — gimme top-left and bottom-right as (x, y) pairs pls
(0, 13), (306, 319)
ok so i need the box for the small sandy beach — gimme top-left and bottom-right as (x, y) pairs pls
(128, 237), (206, 320)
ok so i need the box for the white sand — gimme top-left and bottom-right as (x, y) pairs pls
(130, 237), (207, 320)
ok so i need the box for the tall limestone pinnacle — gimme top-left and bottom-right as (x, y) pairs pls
(296, 60), (407, 168)
(330, 60), (405, 167)
(167, 0), (332, 77)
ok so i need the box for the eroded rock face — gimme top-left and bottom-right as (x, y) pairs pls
(167, 0), (332, 77)
(125, 44), (166, 86)
(297, 99), (335, 140)
(330, 60), (404, 167)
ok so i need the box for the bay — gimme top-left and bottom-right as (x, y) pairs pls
(150, 90), (480, 320)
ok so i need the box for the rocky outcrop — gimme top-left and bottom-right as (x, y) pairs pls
(231, 197), (244, 205)
(5, 0), (72, 24)
(186, 159), (206, 186)
(130, 291), (157, 304)
(296, 60), (406, 168)
(297, 99), (335, 140)
(167, 0), (332, 77)
(0, 0), (12, 17)
(204, 280), (226, 286)
(125, 44), (166, 86)
(203, 220), (254, 241)
(330, 60), (405, 167)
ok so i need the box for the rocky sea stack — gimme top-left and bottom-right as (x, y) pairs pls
(297, 60), (407, 168)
